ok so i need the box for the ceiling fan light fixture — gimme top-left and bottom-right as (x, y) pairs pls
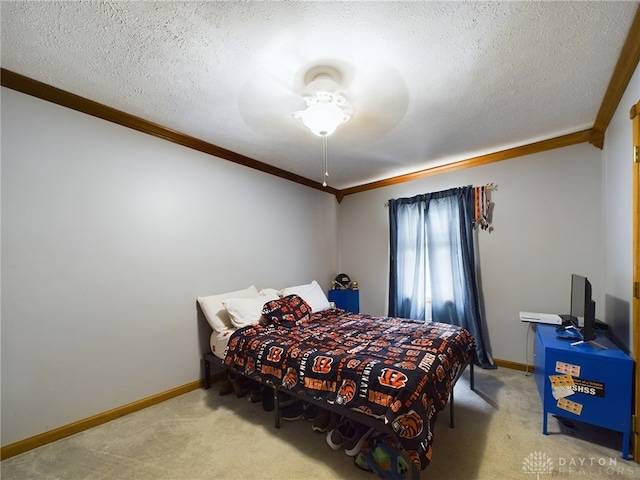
(299, 93), (349, 136)
(296, 67), (352, 137)
(294, 66), (353, 187)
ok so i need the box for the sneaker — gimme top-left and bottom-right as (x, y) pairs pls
(281, 401), (304, 421)
(247, 387), (262, 405)
(262, 387), (275, 412)
(312, 408), (331, 432)
(326, 418), (354, 450)
(344, 423), (374, 456)
(326, 427), (344, 450)
(325, 412), (340, 433)
(218, 376), (233, 396)
(278, 392), (299, 408)
(303, 403), (319, 421)
(228, 372), (248, 398)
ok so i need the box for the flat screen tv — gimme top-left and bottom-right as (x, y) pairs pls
(569, 273), (596, 343)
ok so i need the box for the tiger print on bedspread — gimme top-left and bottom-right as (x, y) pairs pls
(223, 309), (476, 471)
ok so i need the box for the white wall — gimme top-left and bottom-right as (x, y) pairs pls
(338, 143), (603, 365)
(602, 63), (639, 353)
(0, 87), (339, 446)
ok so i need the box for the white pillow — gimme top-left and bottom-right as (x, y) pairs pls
(223, 297), (269, 328)
(259, 288), (281, 299)
(281, 280), (331, 313)
(197, 285), (259, 332)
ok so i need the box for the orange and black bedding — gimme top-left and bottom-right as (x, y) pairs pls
(223, 305), (476, 470)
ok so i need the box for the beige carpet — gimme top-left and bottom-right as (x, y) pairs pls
(2, 367), (638, 479)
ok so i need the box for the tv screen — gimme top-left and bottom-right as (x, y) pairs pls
(570, 274), (585, 327)
(569, 274), (596, 342)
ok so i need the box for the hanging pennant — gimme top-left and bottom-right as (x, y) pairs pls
(473, 184), (495, 230)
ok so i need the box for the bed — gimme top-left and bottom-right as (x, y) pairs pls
(198, 282), (476, 479)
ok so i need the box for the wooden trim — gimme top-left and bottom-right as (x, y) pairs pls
(0, 68), (339, 197)
(592, 6), (640, 139)
(0, 359), (530, 460)
(3, 2), (638, 201)
(589, 129), (605, 150)
(0, 379), (205, 461)
(0, 356), (530, 461)
(631, 99), (640, 463)
(339, 130), (593, 197)
(493, 358), (533, 373)
(0, 68), (600, 201)
(631, 103), (639, 121)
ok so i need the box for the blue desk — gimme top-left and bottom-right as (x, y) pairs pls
(534, 324), (633, 459)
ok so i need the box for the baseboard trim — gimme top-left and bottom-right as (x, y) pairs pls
(493, 358), (533, 373)
(0, 376), (222, 460)
(2, 362), (530, 461)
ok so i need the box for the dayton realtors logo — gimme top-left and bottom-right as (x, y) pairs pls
(522, 452), (554, 479)
(523, 452), (640, 477)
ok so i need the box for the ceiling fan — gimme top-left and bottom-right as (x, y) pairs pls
(238, 58), (409, 141)
(237, 58), (410, 185)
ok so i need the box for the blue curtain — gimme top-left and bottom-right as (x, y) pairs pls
(388, 194), (428, 321)
(389, 186), (495, 369)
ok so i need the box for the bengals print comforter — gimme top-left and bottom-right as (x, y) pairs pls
(223, 309), (476, 470)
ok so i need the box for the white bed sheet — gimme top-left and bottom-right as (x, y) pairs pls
(210, 329), (235, 359)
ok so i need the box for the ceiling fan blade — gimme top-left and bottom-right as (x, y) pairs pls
(237, 67), (305, 137)
(340, 64), (409, 141)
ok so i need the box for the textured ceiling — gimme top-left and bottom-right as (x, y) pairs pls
(1, 1), (638, 189)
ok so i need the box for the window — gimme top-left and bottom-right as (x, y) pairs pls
(388, 186), (495, 369)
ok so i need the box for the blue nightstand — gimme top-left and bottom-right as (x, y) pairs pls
(534, 324), (633, 458)
(328, 289), (359, 313)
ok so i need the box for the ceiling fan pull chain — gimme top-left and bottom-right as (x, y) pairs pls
(322, 135), (329, 187)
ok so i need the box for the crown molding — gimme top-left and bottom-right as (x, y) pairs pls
(592, 5), (640, 142)
(0, 68), (339, 197)
(3, 0), (639, 206)
(338, 130), (593, 198)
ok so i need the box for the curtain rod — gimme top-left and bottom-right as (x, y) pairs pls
(383, 183), (497, 207)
